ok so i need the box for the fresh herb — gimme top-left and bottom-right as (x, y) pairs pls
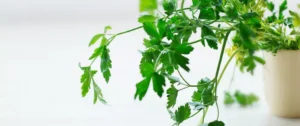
(76, 0), (300, 125)
(224, 90), (259, 106)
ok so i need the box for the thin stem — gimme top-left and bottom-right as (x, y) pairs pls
(186, 110), (201, 120)
(213, 30), (232, 120)
(181, 0), (193, 23)
(89, 57), (98, 66)
(217, 50), (238, 84)
(178, 86), (189, 91)
(154, 50), (165, 70)
(199, 107), (208, 124)
(228, 65), (236, 90)
(115, 26), (143, 36)
(188, 39), (204, 45)
(177, 69), (191, 86)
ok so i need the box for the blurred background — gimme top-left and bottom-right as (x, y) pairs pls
(0, 0), (300, 126)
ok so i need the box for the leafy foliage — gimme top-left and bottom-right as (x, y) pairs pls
(79, 0), (295, 125)
(224, 90), (259, 107)
(174, 104), (191, 124)
(224, 91), (235, 105)
(167, 85), (178, 108)
(234, 90), (259, 107)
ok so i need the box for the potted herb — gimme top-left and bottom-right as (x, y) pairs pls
(79, 0), (267, 125)
(259, 0), (300, 117)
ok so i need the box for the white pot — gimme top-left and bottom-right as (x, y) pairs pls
(263, 50), (300, 118)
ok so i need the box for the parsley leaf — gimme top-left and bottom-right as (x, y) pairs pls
(224, 91), (235, 105)
(234, 90), (259, 107)
(134, 76), (152, 100)
(80, 66), (97, 97)
(175, 103), (191, 124)
(152, 72), (166, 97)
(89, 46), (103, 60)
(100, 46), (112, 83)
(208, 120), (225, 126)
(174, 53), (190, 72)
(175, 43), (194, 54)
(140, 61), (154, 77)
(162, 0), (177, 15)
(167, 85), (178, 108)
(202, 25), (218, 49)
(192, 90), (202, 102)
(143, 22), (160, 39)
(279, 0), (287, 19)
(93, 80), (107, 104)
(89, 34), (104, 47)
(138, 15), (156, 23)
(199, 7), (216, 20)
(140, 0), (158, 13)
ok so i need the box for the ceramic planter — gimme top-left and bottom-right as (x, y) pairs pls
(263, 50), (300, 117)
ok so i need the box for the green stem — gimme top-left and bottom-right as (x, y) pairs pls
(115, 26), (143, 36)
(217, 50), (238, 85)
(199, 107), (208, 124)
(187, 110), (201, 120)
(214, 30), (232, 120)
(181, 0), (193, 23)
(107, 26), (143, 45)
(177, 70), (191, 86)
(154, 50), (165, 70)
(188, 39), (204, 45)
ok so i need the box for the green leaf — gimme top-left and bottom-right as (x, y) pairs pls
(174, 53), (190, 72)
(267, 13), (277, 23)
(89, 34), (104, 47)
(208, 120), (225, 126)
(279, 0), (287, 19)
(267, 2), (275, 12)
(175, 43), (194, 54)
(104, 26), (112, 33)
(100, 36), (108, 46)
(224, 91), (235, 105)
(140, 0), (157, 13)
(226, 7), (238, 19)
(140, 61), (154, 77)
(152, 72), (166, 97)
(202, 25), (218, 49)
(199, 7), (216, 20)
(134, 76), (152, 100)
(161, 52), (176, 74)
(165, 74), (180, 84)
(93, 81), (107, 104)
(238, 22), (255, 49)
(241, 12), (261, 28)
(188, 102), (205, 110)
(234, 90), (259, 106)
(192, 0), (200, 6)
(89, 46), (103, 60)
(168, 109), (177, 121)
(163, 0), (177, 15)
(175, 103), (191, 124)
(199, 0), (211, 7)
(192, 90), (202, 102)
(143, 22), (160, 39)
(289, 11), (300, 27)
(138, 15), (156, 23)
(253, 56), (265, 64)
(80, 66), (97, 97)
(167, 86), (178, 108)
(158, 19), (167, 38)
(100, 46), (112, 83)
(201, 84), (215, 105)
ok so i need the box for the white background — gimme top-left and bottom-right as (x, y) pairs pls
(1, 0), (300, 126)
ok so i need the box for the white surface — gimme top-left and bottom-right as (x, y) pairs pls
(1, 0), (300, 126)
